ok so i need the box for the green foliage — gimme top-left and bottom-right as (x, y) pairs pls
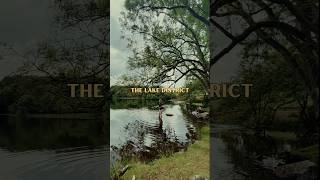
(291, 145), (319, 164)
(110, 85), (176, 101)
(183, 77), (207, 104)
(96, 0), (109, 13)
(120, 0), (209, 89)
(210, 0), (319, 135)
(213, 52), (304, 129)
(0, 75), (106, 114)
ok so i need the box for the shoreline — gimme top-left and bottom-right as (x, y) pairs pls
(0, 113), (106, 119)
(121, 126), (210, 179)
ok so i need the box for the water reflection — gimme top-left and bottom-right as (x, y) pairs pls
(110, 100), (201, 163)
(212, 124), (289, 180)
(0, 115), (108, 180)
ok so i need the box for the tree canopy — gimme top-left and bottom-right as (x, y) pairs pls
(120, 0), (210, 91)
(210, 0), (319, 124)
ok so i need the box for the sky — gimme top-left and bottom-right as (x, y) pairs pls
(110, 0), (241, 86)
(110, 0), (129, 86)
(110, 0), (187, 87)
(0, 0), (241, 83)
(210, 29), (242, 83)
(210, 17), (245, 83)
(0, 0), (53, 80)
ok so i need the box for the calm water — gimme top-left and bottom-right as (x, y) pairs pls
(0, 115), (108, 180)
(212, 124), (292, 180)
(110, 101), (200, 163)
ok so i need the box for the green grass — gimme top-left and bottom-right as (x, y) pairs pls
(266, 131), (297, 141)
(291, 145), (319, 164)
(123, 126), (210, 180)
(266, 131), (318, 164)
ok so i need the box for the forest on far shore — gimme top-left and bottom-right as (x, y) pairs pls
(0, 75), (108, 114)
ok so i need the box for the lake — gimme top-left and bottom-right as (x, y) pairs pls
(0, 100), (203, 179)
(0, 114), (108, 180)
(110, 100), (203, 163)
(212, 124), (296, 180)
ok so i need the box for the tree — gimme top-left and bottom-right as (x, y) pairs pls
(0, 0), (110, 112)
(239, 53), (299, 133)
(120, 0), (210, 92)
(210, 0), (319, 130)
(35, 0), (109, 81)
(4, 0), (109, 83)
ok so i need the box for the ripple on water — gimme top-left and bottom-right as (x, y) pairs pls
(0, 146), (108, 180)
(111, 105), (194, 148)
(110, 104), (199, 163)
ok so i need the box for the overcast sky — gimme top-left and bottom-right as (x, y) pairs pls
(110, 0), (187, 87)
(210, 28), (241, 83)
(110, 0), (129, 86)
(110, 1), (241, 86)
(0, 0), (53, 80)
(0, 0), (240, 83)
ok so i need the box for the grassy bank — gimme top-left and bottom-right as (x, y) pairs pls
(123, 126), (210, 179)
(266, 131), (318, 164)
(291, 145), (319, 164)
